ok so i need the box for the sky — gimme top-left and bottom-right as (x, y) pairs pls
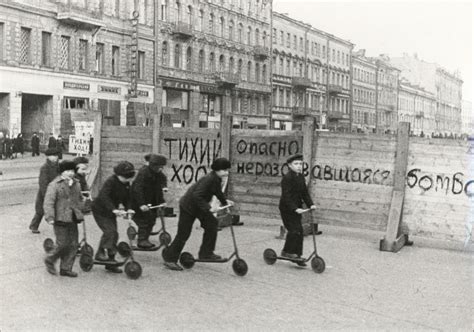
(273, 0), (473, 102)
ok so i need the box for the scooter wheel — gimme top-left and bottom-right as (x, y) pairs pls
(117, 241), (132, 257)
(179, 252), (195, 269)
(232, 259), (248, 276)
(263, 248), (277, 265)
(311, 256), (326, 274)
(79, 253), (94, 272)
(125, 261), (142, 280)
(43, 238), (55, 253)
(159, 231), (172, 246)
(81, 243), (94, 257)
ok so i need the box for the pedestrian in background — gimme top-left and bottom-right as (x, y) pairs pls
(43, 160), (84, 277)
(91, 161), (136, 273)
(29, 148), (59, 234)
(31, 132), (40, 157)
(279, 154), (317, 267)
(4, 134), (12, 159)
(13, 133), (24, 158)
(0, 132), (4, 160)
(131, 154), (167, 249)
(47, 133), (56, 149)
(163, 158), (233, 271)
(56, 135), (65, 160)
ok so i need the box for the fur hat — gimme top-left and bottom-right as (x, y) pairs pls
(113, 161), (136, 178)
(148, 154), (167, 172)
(59, 160), (76, 173)
(211, 158), (231, 171)
(73, 156), (89, 165)
(45, 148), (59, 156)
(286, 153), (303, 164)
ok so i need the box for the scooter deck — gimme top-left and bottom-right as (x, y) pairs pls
(276, 256), (307, 263)
(132, 245), (161, 252)
(195, 257), (229, 263)
(93, 260), (126, 267)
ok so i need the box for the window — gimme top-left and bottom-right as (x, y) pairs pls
(247, 26), (252, 45)
(262, 64), (266, 83)
(219, 54), (225, 71)
(162, 41), (168, 66)
(138, 0), (147, 24)
(160, 0), (168, 21)
(237, 23), (244, 43)
(138, 51), (145, 79)
(322, 45), (326, 58)
(300, 37), (303, 51)
(198, 10), (204, 31)
(262, 31), (267, 47)
(229, 56), (235, 73)
(286, 89), (290, 107)
(272, 28), (276, 44)
(186, 46), (192, 70)
(280, 31), (284, 45)
(186, 5), (192, 25)
(286, 59), (290, 76)
(198, 49), (204, 72)
(286, 33), (290, 48)
(77, 39), (89, 71)
(175, 1), (181, 22)
(95, 42), (104, 73)
(332, 49), (335, 62)
(229, 20), (234, 39)
(293, 35), (296, 49)
(237, 59), (243, 78)
(255, 62), (260, 82)
(209, 52), (215, 72)
(209, 13), (214, 34)
(111, 46), (119, 75)
(174, 43), (181, 68)
(219, 17), (225, 37)
(337, 50), (340, 64)
(20, 27), (31, 64)
(279, 57), (283, 75)
(247, 61), (252, 81)
(41, 32), (52, 67)
(0, 23), (3, 61)
(59, 35), (70, 69)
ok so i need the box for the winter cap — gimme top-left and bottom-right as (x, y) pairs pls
(144, 154), (151, 162)
(113, 161), (136, 178)
(59, 160), (76, 173)
(45, 147), (59, 156)
(73, 156), (89, 165)
(211, 158), (231, 171)
(148, 154), (167, 167)
(286, 153), (303, 164)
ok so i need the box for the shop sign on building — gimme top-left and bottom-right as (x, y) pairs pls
(98, 85), (121, 94)
(64, 82), (90, 90)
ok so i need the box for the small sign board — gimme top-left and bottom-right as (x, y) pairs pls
(69, 135), (90, 154)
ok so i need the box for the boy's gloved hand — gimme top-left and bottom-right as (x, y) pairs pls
(310, 205), (316, 210)
(140, 205), (150, 212)
(295, 208), (305, 214)
(46, 218), (55, 225)
(163, 187), (169, 193)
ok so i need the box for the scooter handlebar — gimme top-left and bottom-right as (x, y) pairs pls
(147, 203), (167, 210)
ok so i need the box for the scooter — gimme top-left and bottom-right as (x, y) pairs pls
(129, 203), (172, 252)
(79, 210), (143, 279)
(263, 208), (326, 274)
(172, 205), (248, 276)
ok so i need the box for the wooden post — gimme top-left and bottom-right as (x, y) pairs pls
(87, 110), (103, 197)
(220, 113), (232, 160)
(152, 113), (161, 154)
(380, 122), (411, 252)
(302, 115), (316, 235)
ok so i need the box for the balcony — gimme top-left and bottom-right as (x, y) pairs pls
(415, 111), (425, 118)
(292, 107), (311, 116)
(171, 22), (194, 39)
(327, 111), (350, 121)
(254, 45), (270, 59)
(327, 84), (343, 95)
(57, 3), (104, 29)
(291, 77), (312, 89)
(214, 72), (240, 88)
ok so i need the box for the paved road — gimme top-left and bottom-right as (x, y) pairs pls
(0, 199), (472, 330)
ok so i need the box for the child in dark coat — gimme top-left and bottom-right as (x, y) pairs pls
(43, 160), (84, 277)
(131, 154), (167, 249)
(29, 148), (60, 233)
(91, 161), (135, 273)
(163, 158), (234, 271)
(279, 154), (316, 265)
(31, 132), (40, 157)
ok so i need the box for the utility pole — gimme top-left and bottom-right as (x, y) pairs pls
(374, 60), (379, 134)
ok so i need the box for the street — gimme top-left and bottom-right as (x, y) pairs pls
(0, 179), (472, 330)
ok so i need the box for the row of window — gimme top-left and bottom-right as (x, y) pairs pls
(399, 97), (435, 112)
(353, 66), (375, 84)
(161, 42), (268, 83)
(353, 88), (375, 105)
(8, 25), (147, 79)
(273, 88), (324, 110)
(161, 3), (268, 47)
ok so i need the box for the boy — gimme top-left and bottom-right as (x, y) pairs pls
(279, 154), (316, 266)
(144, 153), (168, 193)
(91, 161), (135, 273)
(31, 132), (40, 157)
(43, 160), (84, 277)
(131, 154), (167, 248)
(29, 148), (59, 234)
(163, 158), (233, 271)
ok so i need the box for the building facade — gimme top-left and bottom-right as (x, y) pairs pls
(398, 79), (436, 136)
(390, 53), (463, 136)
(351, 49), (376, 133)
(271, 12), (352, 131)
(0, 0), (155, 144)
(155, 0), (272, 129)
(373, 55), (399, 133)
(461, 100), (473, 137)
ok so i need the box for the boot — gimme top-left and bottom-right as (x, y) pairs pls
(107, 253), (118, 264)
(95, 248), (108, 261)
(137, 239), (154, 249)
(313, 224), (322, 235)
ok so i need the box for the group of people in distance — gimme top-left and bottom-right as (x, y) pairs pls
(31, 147), (318, 276)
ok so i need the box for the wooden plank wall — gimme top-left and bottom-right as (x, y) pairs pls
(158, 127), (221, 206)
(310, 132), (397, 231)
(229, 130), (304, 219)
(99, 126), (153, 184)
(403, 138), (472, 242)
